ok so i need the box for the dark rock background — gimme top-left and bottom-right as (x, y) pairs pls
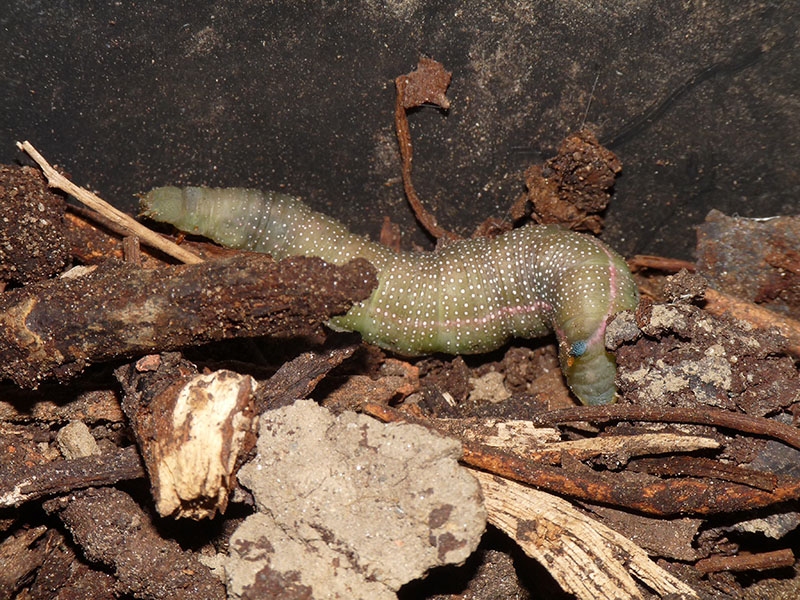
(2, 1), (797, 259)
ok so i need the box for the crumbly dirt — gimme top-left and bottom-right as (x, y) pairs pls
(520, 129), (622, 234)
(0, 165), (70, 286)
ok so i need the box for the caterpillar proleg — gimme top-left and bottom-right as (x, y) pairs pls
(141, 186), (639, 405)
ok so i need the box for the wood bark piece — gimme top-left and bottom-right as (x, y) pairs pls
(705, 287), (800, 357)
(583, 504), (702, 562)
(547, 432), (719, 460)
(631, 456), (784, 492)
(23, 529), (118, 600)
(521, 130), (621, 234)
(473, 471), (698, 600)
(320, 358), (420, 412)
(0, 384), (125, 423)
(611, 301), (800, 416)
(532, 405), (800, 452)
(696, 209), (800, 319)
(435, 418), (562, 456)
(117, 354), (259, 519)
(255, 343), (359, 411)
(0, 445), (145, 508)
(0, 526), (51, 599)
(44, 487), (225, 600)
(435, 417), (718, 463)
(0, 253), (376, 388)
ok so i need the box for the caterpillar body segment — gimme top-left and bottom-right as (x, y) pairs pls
(141, 186), (639, 405)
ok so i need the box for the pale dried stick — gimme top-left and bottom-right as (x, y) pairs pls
(473, 471), (698, 600)
(16, 141), (203, 264)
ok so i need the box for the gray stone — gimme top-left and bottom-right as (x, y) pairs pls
(226, 400), (485, 600)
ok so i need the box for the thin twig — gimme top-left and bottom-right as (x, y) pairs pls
(394, 60), (459, 242)
(628, 254), (697, 273)
(16, 141), (204, 264)
(532, 404), (800, 451)
(695, 549), (795, 574)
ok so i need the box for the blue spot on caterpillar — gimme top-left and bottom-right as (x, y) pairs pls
(141, 186), (639, 405)
(569, 340), (588, 358)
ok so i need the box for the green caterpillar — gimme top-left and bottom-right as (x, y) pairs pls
(141, 186), (639, 405)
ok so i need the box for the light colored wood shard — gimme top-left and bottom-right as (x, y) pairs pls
(472, 470), (698, 600)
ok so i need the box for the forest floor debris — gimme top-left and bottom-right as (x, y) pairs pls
(2, 140), (799, 599)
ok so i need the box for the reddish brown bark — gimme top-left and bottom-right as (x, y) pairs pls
(0, 254), (376, 388)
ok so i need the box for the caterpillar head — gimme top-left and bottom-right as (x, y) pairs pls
(550, 240), (639, 405)
(558, 337), (618, 405)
